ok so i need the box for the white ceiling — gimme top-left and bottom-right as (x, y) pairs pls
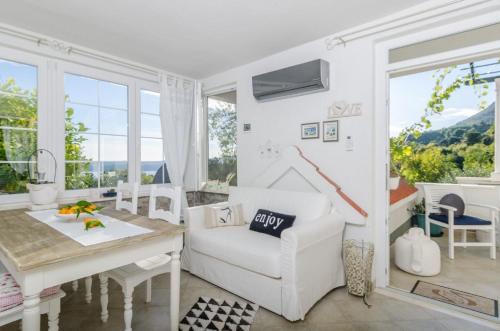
(0, 0), (423, 78)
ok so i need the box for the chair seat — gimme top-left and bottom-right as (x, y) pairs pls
(134, 254), (171, 270)
(104, 255), (171, 288)
(429, 213), (492, 226)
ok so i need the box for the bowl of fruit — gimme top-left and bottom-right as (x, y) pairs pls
(57, 200), (104, 220)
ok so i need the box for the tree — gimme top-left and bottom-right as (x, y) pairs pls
(0, 78), (93, 193)
(207, 99), (237, 186)
(391, 62), (494, 184)
(465, 131), (481, 145)
(0, 78), (37, 193)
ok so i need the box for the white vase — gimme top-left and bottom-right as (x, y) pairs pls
(389, 176), (400, 190)
(27, 183), (58, 205)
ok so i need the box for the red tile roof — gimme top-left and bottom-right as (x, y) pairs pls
(390, 179), (418, 205)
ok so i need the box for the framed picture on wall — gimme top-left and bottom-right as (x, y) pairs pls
(301, 122), (320, 139)
(323, 120), (339, 142)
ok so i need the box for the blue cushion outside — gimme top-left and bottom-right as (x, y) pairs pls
(429, 213), (491, 226)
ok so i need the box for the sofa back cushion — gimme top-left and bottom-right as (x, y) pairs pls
(228, 186), (331, 225)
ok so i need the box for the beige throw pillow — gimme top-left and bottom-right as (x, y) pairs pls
(204, 203), (246, 228)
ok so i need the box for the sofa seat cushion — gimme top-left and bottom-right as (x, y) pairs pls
(190, 225), (282, 278)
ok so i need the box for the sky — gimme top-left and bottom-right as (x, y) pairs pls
(1, 59), (163, 163)
(390, 58), (498, 137)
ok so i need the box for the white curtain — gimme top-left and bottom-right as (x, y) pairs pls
(159, 73), (195, 210)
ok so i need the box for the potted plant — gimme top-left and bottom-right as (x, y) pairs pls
(408, 199), (443, 237)
(389, 162), (401, 190)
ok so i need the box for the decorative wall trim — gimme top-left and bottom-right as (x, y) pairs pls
(253, 146), (368, 225)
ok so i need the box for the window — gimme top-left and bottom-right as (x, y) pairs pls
(64, 73), (128, 189)
(206, 91), (237, 192)
(0, 59), (37, 194)
(140, 89), (168, 184)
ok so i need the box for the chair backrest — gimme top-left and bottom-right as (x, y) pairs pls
(148, 185), (182, 224)
(116, 180), (139, 214)
(422, 183), (466, 214)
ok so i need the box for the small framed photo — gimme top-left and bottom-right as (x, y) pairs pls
(323, 120), (339, 142)
(301, 122), (320, 139)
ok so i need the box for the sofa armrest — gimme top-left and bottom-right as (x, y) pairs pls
(181, 202), (226, 271)
(280, 211), (346, 321)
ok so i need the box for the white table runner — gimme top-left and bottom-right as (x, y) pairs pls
(26, 209), (153, 246)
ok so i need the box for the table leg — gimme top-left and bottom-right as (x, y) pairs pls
(22, 293), (41, 331)
(170, 251), (181, 331)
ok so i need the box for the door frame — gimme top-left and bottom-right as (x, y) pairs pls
(373, 11), (500, 290)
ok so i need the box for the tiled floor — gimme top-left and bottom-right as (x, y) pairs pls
(390, 230), (500, 301)
(1, 271), (496, 331)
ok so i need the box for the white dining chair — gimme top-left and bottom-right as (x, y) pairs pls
(99, 185), (182, 331)
(1, 264), (64, 331)
(73, 180), (140, 305)
(116, 180), (140, 214)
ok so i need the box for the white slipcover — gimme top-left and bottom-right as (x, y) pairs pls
(182, 186), (346, 321)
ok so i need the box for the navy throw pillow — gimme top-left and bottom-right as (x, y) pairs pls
(249, 209), (296, 238)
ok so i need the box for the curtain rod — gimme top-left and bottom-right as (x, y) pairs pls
(325, 0), (491, 50)
(0, 24), (194, 82)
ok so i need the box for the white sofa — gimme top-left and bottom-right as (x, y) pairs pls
(182, 186), (346, 321)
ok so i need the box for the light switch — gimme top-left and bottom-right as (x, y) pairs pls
(345, 135), (354, 151)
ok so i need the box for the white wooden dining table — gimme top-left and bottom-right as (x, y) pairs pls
(0, 208), (185, 331)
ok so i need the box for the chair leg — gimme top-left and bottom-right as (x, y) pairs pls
(72, 280), (78, 292)
(123, 287), (134, 331)
(491, 229), (496, 260)
(146, 278), (152, 303)
(449, 228), (455, 259)
(48, 298), (61, 331)
(85, 276), (92, 304)
(425, 218), (431, 237)
(99, 274), (109, 323)
(462, 229), (467, 245)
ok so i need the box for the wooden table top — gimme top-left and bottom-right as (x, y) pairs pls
(0, 208), (185, 272)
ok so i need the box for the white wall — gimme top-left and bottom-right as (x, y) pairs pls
(201, 0), (500, 243)
(203, 36), (375, 240)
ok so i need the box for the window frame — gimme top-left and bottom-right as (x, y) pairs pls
(0, 46), (168, 206)
(201, 85), (237, 193)
(135, 81), (168, 194)
(0, 47), (48, 205)
(60, 62), (136, 197)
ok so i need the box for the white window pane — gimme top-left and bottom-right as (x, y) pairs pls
(141, 114), (162, 138)
(65, 161), (98, 189)
(64, 74), (98, 105)
(0, 58), (38, 194)
(101, 161), (127, 187)
(141, 137), (163, 161)
(100, 108), (127, 135)
(141, 161), (167, 184)
(0, 59), (37, 94)
(100, 135), (127, 162)
(66, 103), (98, 133)
(141, 90), (160, 114)
(99, 81), (128, 109)
(77, 134), (98, 161)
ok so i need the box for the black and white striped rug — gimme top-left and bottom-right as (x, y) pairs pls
(179, 296), (259, 331)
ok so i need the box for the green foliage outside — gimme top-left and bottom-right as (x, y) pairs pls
(0, 78), (37, 193)
(0, 78), (126, 194)
(206, 99), (237, 191)
(390, 64), (495, 185)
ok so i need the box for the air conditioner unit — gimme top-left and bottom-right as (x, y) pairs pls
(252, 59), (329, 101)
